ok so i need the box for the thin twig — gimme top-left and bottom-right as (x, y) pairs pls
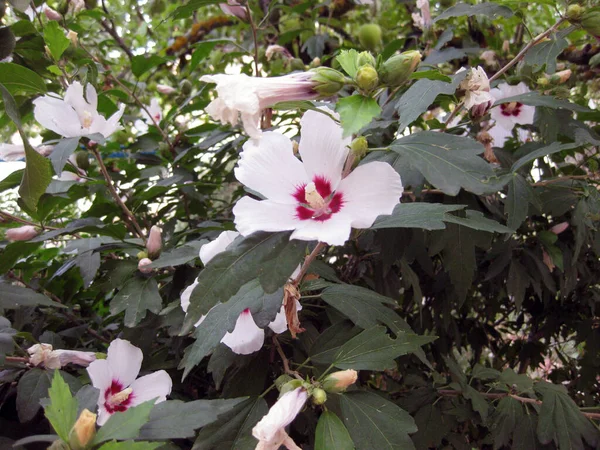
(0, 211), (58, 230)
(245, 3), (261, 77)
(91, 148), (146, 243)
(292, 242), (326, 287)
(273, 336), (302, 379)
(5, 356), (29, 364)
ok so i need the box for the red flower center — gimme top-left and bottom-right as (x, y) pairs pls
(293, 176), (344, 222)
(104, 380), (134, 413)
(500, 101), (523, 117)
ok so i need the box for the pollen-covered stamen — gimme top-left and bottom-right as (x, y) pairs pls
(305, 182), (327, 210)
(106, 387), (132, 406)
(81, 110), (94, 128)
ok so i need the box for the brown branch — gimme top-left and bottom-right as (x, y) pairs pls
(98, 0), (133, 60)
(246, 3), (261, 78)
(91, 148), (146, 243)
(272, 336), (302, 379)
(5, 356), (28, 364)
(0, 211), (58, 230)
(292, 242), (326, 287)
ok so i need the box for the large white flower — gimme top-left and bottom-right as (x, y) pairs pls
(233, 109), (403, 246)
(33, 82), (125, 139)
(87, 339), (172, 426)
(181, 230), (300, 355)
(459, 66), (494, 113)
(489, 82), (535, 147)
(200, 73), (320, 139)
(252, 387), (307, 450)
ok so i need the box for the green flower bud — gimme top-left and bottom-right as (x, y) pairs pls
(137, 250), (148, 260)
(537, 77), (550, 86)
(309, 57), (321, 68)
(566, 4), (583, 22)
(358, 24), (382, 51)
(355, 65), (379, 92)
(350, 136), (369, 160)
(357, 51), (376, 68)
(310, 67), (347, 96)
(290, 58), (305, 71)
(75, 151), (90, 171)
(581, 7), (600, 38)
(379, 51), (422, 87)
(280, 379), (306, 396)
(311, 388), (327, 405)
(48, 441), (70, 450)
(179, 79), (193, 95)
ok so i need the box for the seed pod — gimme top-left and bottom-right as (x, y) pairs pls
(358, 24), (382, 51)
(379, 51), (421, 87)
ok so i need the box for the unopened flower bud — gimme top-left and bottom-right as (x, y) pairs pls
(566, 4), (584, 22)
(310, 67), (347, 96)
(357, 51), (376, 68)
(67, 30), (78, 46)
(289, 58), (305, 71)
(138, 258), (153, 274)
(550, 69), (572, 84)
(179, 79), (193, 95)
(550, 222), (569, 235)
(75, 151), (89, 170)
(322, 369), (358, 393)
(146, 225), (162, 259)
(44, 6), (62, 20)
(379, 51), (421, 87)
(69, 409), (97, 450)
(48, 441), (70, 450)
(219, 1), (248, 21)
(356, 65), (379, 92)
(6, 225), (39, 241)
(311, 388), (327, 405)
(502, 40), (510, 54)
(156, 84), (176, 95)
(358, 24), (382, 51)
(137, 250), (148, 260)
(280, 379), (307, 396)
(266, 44), (292, 61)
(350, 136), (369, 160)
(309, 57), (321, 68)
(537, 77), (550, 86)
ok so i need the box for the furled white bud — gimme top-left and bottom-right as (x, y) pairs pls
(156, 84), (177, 95)
(138, 258), (153, 273)
(6, 225), (39, 241)
(146, 225), (162, 259)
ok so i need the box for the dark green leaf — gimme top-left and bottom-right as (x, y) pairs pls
(0, 63), (47, 94)
(494, 91), (591, 113)
(0, 316), (16, 354)
(491, 397), (523, 449)
(139, 398), (246, 439)
(190, 41), (219, 72)
(315, 411), (355, 450)
(434, 2), (513, 22)
(132, 55), (167, 78)
(17, 369), (53, 422)
(371, 203), (466, 230)
(43, 21), (70, 61)
(507, 260), (529, 310)
(48, 138), (80, 175)
(505, 173), (538, 230)
(0, 284), (66, 309)
(92, 401), (155, 444)
(0, 27), (16, 61)
(335, 94), (381, 137)
(511, 142), (579, 172)
(444, 210), (512, 234)
(110, 276), (163, 327)
(340, 391), (417, 450)
(0, 241), (42, 274)
(43, 371), (78, 442)
(523, 30), (568, 74)
(98, 442), (162, 450)
(443, 225), (478, 305)
(148, 240), (204, 268)
(410, 70), (452, 82)
(170, 0), (221, 20)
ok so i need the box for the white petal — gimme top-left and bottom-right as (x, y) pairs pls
(234, 131), (308, 204)
(106, 339), (142, 388)
(180, 280), (199, 313)
(336, 162), (403, 228)
(220, 310), (265, 355)
(513, 104), (535, 125)
(85, 83), (98, 110)
(488, 122), (513, 147)
(233, 197), (302, 237)
(64, 81), (89, 117)
(55, 349), (96, 367)
(199, 230), (240, 265)
(298, 109), (350, 190)
(128, 370), (172, 406)
(91, 104), (125, 138)
(252, 388), (308, 443)
(0, 144), (26, 161)
(33, 96), (83, 137)
(87, 358), (112, 394)
(290, 213), (353, 246)
(267, 300), (301, 334)
(97, 406), (111, 426)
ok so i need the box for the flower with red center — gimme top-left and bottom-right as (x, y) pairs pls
(232, 109), (403, 246)
(87, 339), (172, 426)
(489, 82), (535, 147)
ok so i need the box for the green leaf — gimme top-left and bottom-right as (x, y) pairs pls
(336, 49), (360, 78)
(372, 203), (466, 230)
(0, 63), (47, 94)
(0, 316), (16, 354)
(333, 325), (435, 370)
(180, 279), (283, 378)
(523, 30), (569, 74)
(410, 70), (452, 82)
(0, 241), (42, 274)
(444, 210), (512, 234)
(43, 21), (70, 61)
(0, 284), (66, 309)
(189, 41), (219, 72)
(535, 381), (600, 449)
(98, 442), (162, 450)
(192, 397), (268, 450)
(170, 0), (221, 20)
(511, 142), (579, 172)
(494, 91), (591, 113)
(0, 26), (16, 61)
(442, 225), (480, 304)
(507, 260), (529, 310)
(138, 398), (246, 439)
(309, 320), (361, 365)
(315, 411), (355, 450)
(434, 2), (513, 22)
(395, 71), (466, 131)
(184, 231), (306, 331)
(335, 95), (381, 137)
(491, 397), (523, 449)
(110, 276), (163, 327)
(44, 371), (78, 442)
(16, 369), (52, 422)
(93, 401), (155, 444)
(505, 173), (538, 230)
(131, 54), (167, 78)
(340, 391), (417, 450)
(148, 240), (204, 268)
(48, 138), (80, 175)
(389, 131), (497, 195)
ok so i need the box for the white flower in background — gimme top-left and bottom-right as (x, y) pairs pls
(266, 45), (292, 61)
(87, 339), (172, 426)
(480, 50), (498, 68)
(43, 5), (62, 20)
(219, 1), (248, 20)
(6, 225), (39, 241)
(180, 230), (301, 355)
(252, 387), (307, 450)
(0, 143), (53, 161)
(233, 109), (403, 246)
(459, 66), (494, 115)
(27, 343), (96, 369)
(134, 98), (162, 134)
(69, 0), (85, 14)
(489, 82), (535, 147)
(33, 81), (125, 139)
(156, 84), (176, 95)
(412, 0), (431, 30)
(200, 73), (321, 139)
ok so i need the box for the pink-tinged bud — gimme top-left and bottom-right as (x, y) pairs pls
(219, 1), (248, 21)
(550, 69), (572, 84)
(550, 222), (569, 235)
(54, 349), (96, 367)
(43, 6), (62, 21)
(146, 226), (162, 259)
(322, 369), (358, 393)
(6, 225), (39, 241)
(138, 258), (153, 273)
(69, 409), (97, 450)
(156, 84), (177, 95)
(27, 343), (56, 368)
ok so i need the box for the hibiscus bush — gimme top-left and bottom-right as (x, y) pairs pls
(1, 0), (600, 448)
